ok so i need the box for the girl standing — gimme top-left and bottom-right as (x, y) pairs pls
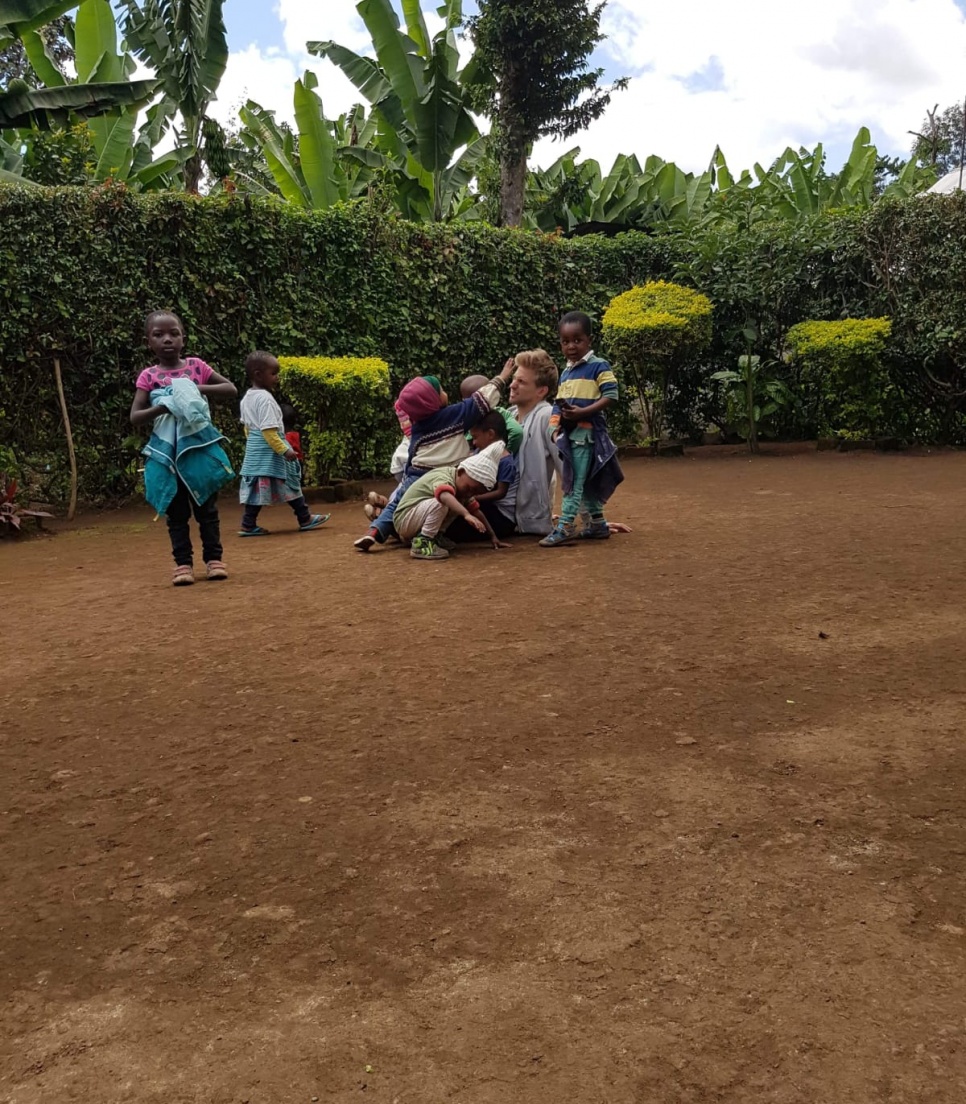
(130, 310), (237, 586)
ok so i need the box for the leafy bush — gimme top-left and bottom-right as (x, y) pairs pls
(786, 318), (893, 438)
(4, 186), (966, 506)
(277, 356), (395, 484)
(602, 280), (713, 441)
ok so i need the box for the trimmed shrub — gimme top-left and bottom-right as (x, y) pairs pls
(786, 318), (894, 438)
(4, 186), (966, 505)
(0, 185), (674, 503)
(602, 281), (713, 442)
(277, 356), (394, 484)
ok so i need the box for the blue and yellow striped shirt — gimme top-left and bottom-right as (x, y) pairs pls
(550, 352), (619, 432)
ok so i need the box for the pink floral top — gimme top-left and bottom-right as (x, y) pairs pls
(135, 357), (214, 393)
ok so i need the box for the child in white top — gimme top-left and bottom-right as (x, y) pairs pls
(238, 351), (329, 536)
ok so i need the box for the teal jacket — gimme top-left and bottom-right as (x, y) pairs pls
(143, 383), (235, 515)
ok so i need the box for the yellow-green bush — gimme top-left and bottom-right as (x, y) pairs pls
(278, 356), (394, 484)
(602, 281), (713, 441)
(786, 318), (893, 438)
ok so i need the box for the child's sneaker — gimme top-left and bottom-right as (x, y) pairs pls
(206, 560), (229, 581)
(410, 535), (449, 560)
(366, 491), (388, 508)
(299, 513), (330, 531)
(354, 530), (378, 552)
(172, 564), (195, 586)
(578, 520), (610, 540)
(363, 503), (381, 521)
(539, 522), (576, 547)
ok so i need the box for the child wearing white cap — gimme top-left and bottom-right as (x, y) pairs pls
(392, 441), (510, 560)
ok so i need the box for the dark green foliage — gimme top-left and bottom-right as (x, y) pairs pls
(3, 186), (966, 506)
(0, 184), (673, 503)
(910, 101), (966, 177)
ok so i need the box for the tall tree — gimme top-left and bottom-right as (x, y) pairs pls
(466, 0), (626, 227)
(910, 100), (966, 177)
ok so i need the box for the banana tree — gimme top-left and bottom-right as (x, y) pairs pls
(116, 0), (228, 193)
(0, 0), (159, 146)
(308, 0), (480, 221)
(239, 79), (382, 207)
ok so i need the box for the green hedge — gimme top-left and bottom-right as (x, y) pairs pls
(2, 184), (966, 504)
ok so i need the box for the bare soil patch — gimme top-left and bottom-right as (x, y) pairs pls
(2, 450), (966, 1103)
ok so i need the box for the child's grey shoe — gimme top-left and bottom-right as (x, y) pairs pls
(577, 521), (610, 540)
(539, 523), (576, 547)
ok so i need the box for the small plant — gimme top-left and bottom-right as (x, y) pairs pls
(0, 473), (52, 534)
(602, 281), (713, 444)
(712, 354), (796, 447)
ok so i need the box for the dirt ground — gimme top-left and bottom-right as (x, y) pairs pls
(2, 448), (966, 1104)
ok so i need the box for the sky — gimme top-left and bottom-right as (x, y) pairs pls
(215, 0), (966, 176)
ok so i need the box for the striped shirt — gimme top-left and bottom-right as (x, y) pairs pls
(549, 352), (619, 432)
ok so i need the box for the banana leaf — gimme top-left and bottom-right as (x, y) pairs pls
(239, 100), (308, 206)
(294, 72), (342, 209)
(0, 0), (76, 42)
(93, 109), (135, 180)
(401, 0), (429, 57)
(0, 78), (159, 128)
(21, 27), (65, 86)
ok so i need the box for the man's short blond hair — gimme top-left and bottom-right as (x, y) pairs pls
(514, 349), (558, 395)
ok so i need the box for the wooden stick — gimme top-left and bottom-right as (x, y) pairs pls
(53, 356), (78, 522)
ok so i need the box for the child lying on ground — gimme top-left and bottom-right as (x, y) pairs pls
(355, 362), (515, 552)
(392, 441), (510, 560)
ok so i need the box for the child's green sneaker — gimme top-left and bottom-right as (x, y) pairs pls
(539, 522), (576, 547)
(410, 535), (449, 560)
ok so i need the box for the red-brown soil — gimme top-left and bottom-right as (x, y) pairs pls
(2, 449), (966, 1104)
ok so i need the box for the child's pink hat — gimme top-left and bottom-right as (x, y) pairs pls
(396, 376), (443, 424)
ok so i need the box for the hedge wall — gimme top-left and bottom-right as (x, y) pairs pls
(2, 184), (966, 503)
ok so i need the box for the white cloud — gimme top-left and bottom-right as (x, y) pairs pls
(540, 0), (966, 174)
(217, 0), (966, 176)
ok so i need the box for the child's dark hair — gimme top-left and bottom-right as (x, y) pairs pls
(245, 350), (278, 381)
(145, 309), (183, 335)
(476, 410), (508, 442)
(279, 403), (298, 432)
(559, 310), (593, 337)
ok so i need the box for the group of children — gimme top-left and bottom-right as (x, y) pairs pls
(131, 309), (625, 583)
